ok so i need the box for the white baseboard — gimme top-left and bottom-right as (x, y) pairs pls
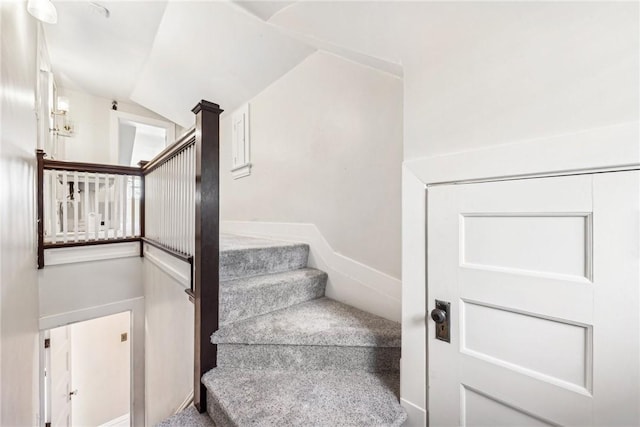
(99, 413), (130, 427)
(400, 399), (427, 427)
(44, 242), (139, 266)
(175, 391), (194, 414)
(221, 221), (401, 322)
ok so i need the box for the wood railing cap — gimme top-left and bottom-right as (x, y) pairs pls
(192, 100), (223, 115)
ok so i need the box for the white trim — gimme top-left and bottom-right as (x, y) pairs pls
(231, 103), (251, 179)
(405, 121), (639, 186)
(400, 398), (427, 427)
(142, 243), (190, 289)
(175, 391), (194, 414)
(99, 413), (130, 427)
(221, 221), (401, 322)
(44, 242), (139, 266)
(231, 163), (252, 179)
(110, 110), (176, 165)
(39, 298), (145, 427)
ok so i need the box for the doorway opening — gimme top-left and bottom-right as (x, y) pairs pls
(43, 311), (131, 427)
(110, 111), (175, 167)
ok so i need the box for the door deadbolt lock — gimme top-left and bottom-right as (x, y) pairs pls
(430, 300), (450, 343)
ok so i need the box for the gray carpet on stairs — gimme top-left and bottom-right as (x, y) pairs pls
(220, 268), (326, 325)
(217, 343), (400, 372)
(203, 369), (406, 427)
(220, 234), (309, 281)
(212, 297), (401, 347)
(156, 406), (215, 427)
(157, 234), (405, 426)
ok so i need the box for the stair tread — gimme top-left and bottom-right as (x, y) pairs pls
(221, 267), (326, 292)
(220, 268), (327, 325)
(219, 234), (309, 280)
(155, 406), (214, 427)
(203, 368), (406, 427)
(220, 233), (307, 253)
(212, 297), (401, 347)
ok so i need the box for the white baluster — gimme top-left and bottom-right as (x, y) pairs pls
(73, 171), (79, 242)
(62, 171), (68, 243)
(84, 172), (89, 241)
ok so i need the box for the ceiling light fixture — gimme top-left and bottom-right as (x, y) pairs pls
(27, 0), (57, 24)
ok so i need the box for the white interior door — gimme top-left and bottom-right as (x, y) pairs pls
(50, 325), (72, 427)
(427, 171), (639, 427)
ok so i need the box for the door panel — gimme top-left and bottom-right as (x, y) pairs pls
(427, 172), (639, 427)
(50, 325), (72, 427)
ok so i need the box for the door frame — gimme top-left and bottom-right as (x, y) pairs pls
(400, 120), (640, 427)
(109, 110), (176, 166)
(39, 298), (145, 427)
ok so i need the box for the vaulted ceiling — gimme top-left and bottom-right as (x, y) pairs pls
(47, 2), (623, 129)
(43, 1), (418, 127)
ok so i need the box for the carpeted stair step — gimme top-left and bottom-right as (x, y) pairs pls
(212, 297), (401, 372)
(220, 234), (309, 280)
(202, 368), (406, 427)
(155, 406), (214, 427)
(221, 268), (327, 325)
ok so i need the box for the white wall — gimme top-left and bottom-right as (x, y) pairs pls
(220, 51), (403, 279)
(402, 1), (639, 160)
(70, 311), (130, 426)
(39, 256), (143, 320)
(143, 247), (193, 426)
(0, 3), (41, 425)
(399, 3), (639, 426)
(55, 87), (176, 164)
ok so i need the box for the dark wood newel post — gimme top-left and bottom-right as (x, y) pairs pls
(36, 149), (45, 269)
(138, 160), (149, 257)
(193, 100), (223, 412)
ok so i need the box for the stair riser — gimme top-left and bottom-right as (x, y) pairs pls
(220, 245), (309, 280)
(221, 273), (326, 324)
(205, 392), (235, 427)
(217, 344), (400, 372)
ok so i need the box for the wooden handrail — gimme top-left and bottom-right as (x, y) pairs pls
(43, 159), (143, 176)
(141, 127), (196, 175)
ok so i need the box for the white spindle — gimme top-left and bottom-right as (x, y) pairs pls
(120, 176), (126, 238)
(129, 177), (134, 236)
(62, 171), (68, 243)
(94, 173), (99, 240)
(43, 171), (50, 241)
(180, 151), (185, 254)
(114, 175), (120, 238)
(73, 171), (79, 241)
(49, 171), (58, 243)
(84, 172), (89, 241)
(105, 175), (111, 240)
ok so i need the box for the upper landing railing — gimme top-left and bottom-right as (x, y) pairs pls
(36, 100), (223, 412)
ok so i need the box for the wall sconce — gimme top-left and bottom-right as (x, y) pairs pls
(27, 0), (57, 24)
(51, 96), (74, 137)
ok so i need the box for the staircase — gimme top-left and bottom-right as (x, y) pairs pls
(158, 234), (405, 426)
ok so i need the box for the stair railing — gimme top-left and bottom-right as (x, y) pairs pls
(36, 152), (144, 267)
(36, 100), (223, 412)
(140, 100), (223, 412)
